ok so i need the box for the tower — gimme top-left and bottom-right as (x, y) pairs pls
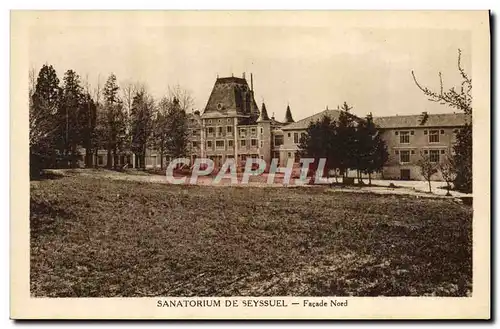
(284, 104), (295, 124)
(257, 102), (272, 165)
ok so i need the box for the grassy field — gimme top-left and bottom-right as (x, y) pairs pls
(30, 176), (472, 297)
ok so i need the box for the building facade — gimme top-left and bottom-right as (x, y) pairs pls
(89, 74), (469, 181)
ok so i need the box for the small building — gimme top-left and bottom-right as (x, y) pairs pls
(373, 112), (469, 180)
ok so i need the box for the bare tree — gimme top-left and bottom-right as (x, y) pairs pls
(167, 84), (195, 112)
(412, 49), (472, 193)
(412, 49), (471, 116)
(417, 152), (439, 193)
(439, 155), (457, 196)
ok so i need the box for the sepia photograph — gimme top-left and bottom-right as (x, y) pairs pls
(10, 10), (490, 319)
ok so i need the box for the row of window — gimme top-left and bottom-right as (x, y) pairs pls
(205, 126), (263, 136)
(396, 129), (457, 144)
(206, 118), (233, 125)
(395, 149), (446, 163)
(205, 139), (263, 149)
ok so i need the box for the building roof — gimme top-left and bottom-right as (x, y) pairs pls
(283, 105), (295, 123)
(282, 109), (342, 130)
(202, 76), (259, 118)
(257, 102), (270, 122)
(373, 112), (469, 129)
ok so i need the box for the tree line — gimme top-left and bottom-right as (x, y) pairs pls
(298, 102), (389, 185)
(29, 64), (191, 178)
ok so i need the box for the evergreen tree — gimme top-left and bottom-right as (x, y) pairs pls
(130, 89), (155, 169)
(153, 96), (170, 169)
(165, 97), (189, 159)
(30, 64), (61, 176)
(298, 115), (337, 181)
(335, 102), (357, 179)
(103, 73), (126, 169)
(79, 93), (97, 168)
(59, 69), (84, 168)
(357, 113), (389, 185)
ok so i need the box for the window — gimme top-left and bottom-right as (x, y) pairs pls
(251, 139), (257, 147)
(227, 126), (232, 133)
(260, 128), (263, 134)
(301, 132), (306, 141)
(192, 141), (199, 148)
(400, 150), (410, 163)
(240, 140), (246, 147)
(440, 149), (445, 154)
(260, 141), (263, 148)
(395, 150), (399, 155)
(424, 150), (428, 155)
(294, 132), (299, 144)
(217, 119), (221, 124)
(251, 128), (256, 135)
(208, 119), (212, 124)
(207, 141), (213, 149)
(207, 127), (214, 134)
(216, 140), (224, 149)
(440, 129), (445, 134)
(218, 127), (223, 135)
(288, 152), (291, 157)
(424, 130), (428, 135)
(410, 131), (414, 135)
(411, 150), (415, 155)
(227, 119), (232, 123)
(429, 150), (440, 163)
(98, 155), (104, 165)
(274, 135), (284, 146)
(288, 133), (291, 137)
(240, 129), (246, 137)
(228, 140), (234, 147)
(399, 131), (410, 144)
(429, 130), (439, 143)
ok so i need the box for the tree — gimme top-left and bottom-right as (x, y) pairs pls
(167, 84), (195, 112)
(130, 88), (155, 169)
(165, 97), (189, 159)
(153, 96), (170, 169)
(412, 49), (472, 193)
(103, 73), (127, 169)
(81, 75), (98, 168)
(417, 152), (438, 193)
(298, 115), (337, 182)
(59, 69), (85, 168)
(439, 155), (457, 196)
(30, 64), (61, 176)
(80, 91), (97, 168)
(357, 113), (389, 185)
(335, 102), (357, 180)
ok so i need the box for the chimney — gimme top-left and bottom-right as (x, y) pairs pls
(419, 111), (429, 125)
(243, 72), (246, 80)
(250, 73), (254, 91)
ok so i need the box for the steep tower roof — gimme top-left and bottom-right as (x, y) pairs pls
(284, 105), (295, 123)
(257, 102), (270, 122)
(202, 76), (259, 118)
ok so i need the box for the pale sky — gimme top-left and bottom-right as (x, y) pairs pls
(28, 11), (472, 122)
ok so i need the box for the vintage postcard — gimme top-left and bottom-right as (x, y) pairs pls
(11, 10), (490, 319)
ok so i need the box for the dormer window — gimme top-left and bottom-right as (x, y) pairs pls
(217, 103), (222, 110)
